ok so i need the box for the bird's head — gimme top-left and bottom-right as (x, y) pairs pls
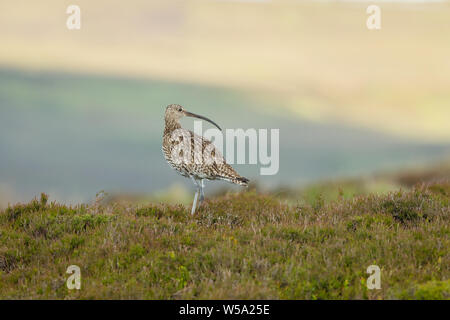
(165, 104), (222, 131)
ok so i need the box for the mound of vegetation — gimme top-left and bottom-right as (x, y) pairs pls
(0, 183), (448, 299)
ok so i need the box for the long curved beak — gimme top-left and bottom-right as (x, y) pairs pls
(184, 111), (222, 131)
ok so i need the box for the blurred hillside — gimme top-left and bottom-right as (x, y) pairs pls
(1, 69), (448, 205)
(1, 1), (450, 204)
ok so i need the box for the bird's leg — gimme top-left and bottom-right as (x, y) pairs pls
(190, 177), (200, 215)
(191, 188), (199, 215)
(199, 179), (205, 204)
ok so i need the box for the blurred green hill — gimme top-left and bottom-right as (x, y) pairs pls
(1, 1), (450, 204)
(1, 69), (449, 205)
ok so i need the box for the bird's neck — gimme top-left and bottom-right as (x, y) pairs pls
(164, 117), (181, 135)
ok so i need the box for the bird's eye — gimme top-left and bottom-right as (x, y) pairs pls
(178, 108), (182, 112)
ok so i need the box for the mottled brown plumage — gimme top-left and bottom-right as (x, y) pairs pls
(162, 104), (249, 214)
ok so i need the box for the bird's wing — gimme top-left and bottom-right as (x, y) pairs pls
(190, 131), (248, 185)
(164, 128), (248, 185)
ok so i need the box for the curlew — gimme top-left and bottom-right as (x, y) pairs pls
(162, 104), (249, 214)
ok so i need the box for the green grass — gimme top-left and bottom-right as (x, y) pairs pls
(0, 183), (448, 299)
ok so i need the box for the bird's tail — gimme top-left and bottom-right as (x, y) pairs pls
(234, 176), (249, 187)
(216, 163), (249, 187)
(219, 175), (249, 187)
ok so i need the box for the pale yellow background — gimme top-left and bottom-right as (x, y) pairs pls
(1, 0), (450, 141)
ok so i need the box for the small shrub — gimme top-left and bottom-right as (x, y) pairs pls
(398, 280), (450, 300)
(4, 193), (49, 221)
(0, 251), (18, 273)
(135, 206), (163, 218)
